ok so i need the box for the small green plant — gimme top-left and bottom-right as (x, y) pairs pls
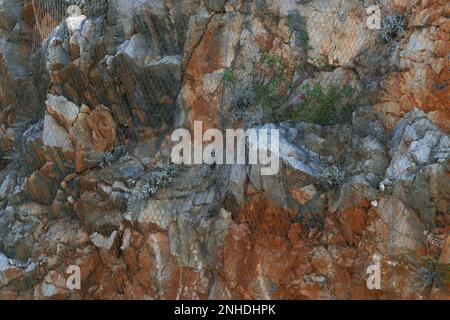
(256, 84), (270, 109)
(293, 83), (354, 125)
(296, 63), (306, 74)
(260, 53), (284, 69)
(223, 67), (234, 83)
(223, 68), (260, 124)
(297, 31), (311, 49)
(224, 53), (295, 124)
(256, 53), (290, 109)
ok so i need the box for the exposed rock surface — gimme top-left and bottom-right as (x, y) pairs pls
(0, 0), (448, 300)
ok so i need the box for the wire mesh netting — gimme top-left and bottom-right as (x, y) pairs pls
(27, 1), (395, 118)
(31, 0), (108, 52)
(11, 0), (416, 146)
(31, 0), (67, 52)
(0, 0), (446, 300)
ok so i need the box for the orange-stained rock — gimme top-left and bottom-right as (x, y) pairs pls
(377, 1), (450, 132)
(70, 112), (94, 173)
(290, 184), (318, 205)
(439, 236), (450, 265)
(145, 232), (181, 300)
(220, 223), (257, 295)
(182, 14), (236, 128)
(336, 205), (368, 241)
(25, 162), (63, 205)
(388, 0), (411, 13)
(86, 105), (117, 152)
(427, 110), (450, 132)
(2, 0), (449, 302)
(69, 105), (116, 172)
(238, 195), (290, 236)
(288, 223), (303, 244)
(34, 271), (70, 300)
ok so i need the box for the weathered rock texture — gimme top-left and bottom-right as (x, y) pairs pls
(0, 0), (448, 300)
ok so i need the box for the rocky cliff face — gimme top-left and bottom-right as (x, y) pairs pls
(0, 0), (448, 299)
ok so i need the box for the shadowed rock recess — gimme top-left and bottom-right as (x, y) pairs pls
(0, 0), (448, 300)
